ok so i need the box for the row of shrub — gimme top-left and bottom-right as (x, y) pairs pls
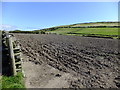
(67, 32), (119, 36)
(53, 26), (120, 28)
(9, 30), (46, 34)
(71, 22), (119, 26)
(67, 32), (120, 39)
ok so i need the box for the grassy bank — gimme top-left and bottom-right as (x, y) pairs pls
(2, 72), (25, 89)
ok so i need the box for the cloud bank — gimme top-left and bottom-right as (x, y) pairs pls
(0, 24), (18, 31)
(0, 24), (41, 31)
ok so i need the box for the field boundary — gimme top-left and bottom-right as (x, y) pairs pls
(2, 31), (23, 76)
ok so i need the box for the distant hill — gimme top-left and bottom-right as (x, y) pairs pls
(41, 21), (119, 39)
(46, 21), (119, 29)
(9, 21), (119, 39)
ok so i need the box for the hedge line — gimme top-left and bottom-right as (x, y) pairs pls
(9, 30), (45, 34)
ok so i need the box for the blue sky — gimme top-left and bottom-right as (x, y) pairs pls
(1, 2), (118, 31)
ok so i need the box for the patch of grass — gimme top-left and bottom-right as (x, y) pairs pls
(47, 27), (119, 39)
(74, 28), (118, 35)
(0, 76), (2, 89)
(2, 72), (25, 89)
(47, 28), (118, 35)
(47, 28), (81, 34)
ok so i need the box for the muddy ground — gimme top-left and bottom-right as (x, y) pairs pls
(15, 34), (120, 88)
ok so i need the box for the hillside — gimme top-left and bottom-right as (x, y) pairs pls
(47, 21), (119, 28)
(10, 22), (119, 39)
(42, 22), (119, 39)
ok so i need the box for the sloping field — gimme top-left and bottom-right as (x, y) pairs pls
(45, 22), (119, 39)
(71, 22), (118, 27)
(47, 28), (118, 35)
(47, 28), (82, 34)
(15, 34), (120, 88)
(74, 28), (118, 35)
(49, 22), (119, 28)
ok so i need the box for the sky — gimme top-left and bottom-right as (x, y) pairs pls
(1, 2), (118, 31)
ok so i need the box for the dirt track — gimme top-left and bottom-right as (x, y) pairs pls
(15, 34), (120, 88)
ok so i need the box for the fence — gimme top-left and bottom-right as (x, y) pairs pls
(2, 31), (22, 76)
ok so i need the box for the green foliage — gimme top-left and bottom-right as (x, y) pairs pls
(39, 30), (46, 34)
(9, 30), (40, 34)
(2, 72), (25, 88)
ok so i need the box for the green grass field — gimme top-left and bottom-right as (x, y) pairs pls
(73, 28), (118, 35)
(47, 28), (118, 35)
(46, 27), (119, 39)
(46, 28), (81, 34)
(2, 72), (25, 88)
(45, 22), (119, 38)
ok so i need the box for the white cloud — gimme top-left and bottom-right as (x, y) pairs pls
(0, 24), (41, 31)
(0, 24), (18, 31)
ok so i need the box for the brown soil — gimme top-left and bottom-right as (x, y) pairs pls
(15, 34), (120, 88)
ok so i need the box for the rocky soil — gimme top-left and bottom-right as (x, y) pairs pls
(15, 34), (120, 88)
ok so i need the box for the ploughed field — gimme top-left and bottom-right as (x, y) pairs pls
(15, 34), (120, 88)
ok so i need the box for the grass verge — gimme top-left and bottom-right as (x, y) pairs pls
(2, 72), (25, 89)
